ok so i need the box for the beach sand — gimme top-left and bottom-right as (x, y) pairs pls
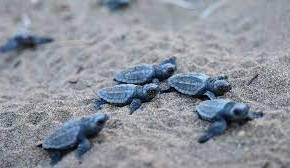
(0, 0), (290, 167)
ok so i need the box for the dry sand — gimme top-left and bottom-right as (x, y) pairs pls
(0, 0), (290, 167)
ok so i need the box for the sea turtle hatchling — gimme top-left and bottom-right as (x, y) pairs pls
(0, 31), (53, 53)
(37, 113), (109, 165)
(114, 56), (177, 85)
(93, 83), (159, 114)
(195, 99), (263, 143)
(163, 72), (232, 99)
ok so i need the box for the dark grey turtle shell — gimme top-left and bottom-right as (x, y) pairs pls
(168, 73), (210, 95)
(195, 99), (232, 121)
(114, 65), (154, 84)
(42, 119), (80, 150)
(97, 84), (137, 103)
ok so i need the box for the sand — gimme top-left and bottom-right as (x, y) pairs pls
(0, 0), (290, 167)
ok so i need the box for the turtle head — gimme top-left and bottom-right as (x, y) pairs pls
(85, 113), (109, 135)
(160, 63), (176, 78)
(159, 56), (177, 66)
(229, 103), (249, 120)
(143, 83), (159, 99)
(212, 80), (232, 96)
(156, 56), (177, 79)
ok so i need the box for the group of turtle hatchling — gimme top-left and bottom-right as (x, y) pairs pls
(93, 57), (176, 114)
(37, 56), (263, 165)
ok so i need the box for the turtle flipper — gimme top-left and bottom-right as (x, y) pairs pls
(32, 36), (54, 45)
(93, 99), (107, 110)
(75, 138), (91, 159)
(204, 91), (217, 100)
(49, 150), (62, 166)
(248, 111), (263, 120)
(129, 98), (142, 115)
(198, 119), (227, 143)
(0, 39), (18, 53)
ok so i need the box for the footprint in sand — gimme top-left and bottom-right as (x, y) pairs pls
(0, 111), (22, 128)
(51, 110), (73, 122)
(26, 112), (49, 126)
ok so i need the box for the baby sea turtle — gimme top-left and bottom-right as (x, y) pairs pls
(114, 56), (177, 85)
(0, 32), (53, 53)
(37, 113), (109, 165)
(163, 72), (231, 99)
(100, 0), (132, 11)
(93, 83), (159, 115)
(195, 99), (263, 143)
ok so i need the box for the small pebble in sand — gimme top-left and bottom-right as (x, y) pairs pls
(237, 130), (246, 137)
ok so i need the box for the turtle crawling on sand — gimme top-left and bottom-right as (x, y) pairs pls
(0, 31), (53, 53)
(37, 113), (109, 165)
(114, 56), (177, 85)
(163, 72), (231, 99)
(195, 99), (263, 143)
(93, 83), (159, 114)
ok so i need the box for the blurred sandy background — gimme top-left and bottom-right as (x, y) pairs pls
(0, 0), (290, 167)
